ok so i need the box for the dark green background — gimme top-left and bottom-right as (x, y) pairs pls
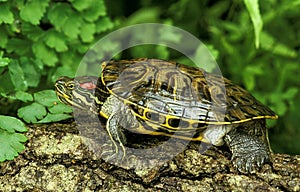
(0, 0), (299, 156)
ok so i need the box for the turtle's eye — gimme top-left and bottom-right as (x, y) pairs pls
(66, 83), (75, 90)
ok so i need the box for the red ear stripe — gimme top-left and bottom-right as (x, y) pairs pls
(80, 82), (97, 90)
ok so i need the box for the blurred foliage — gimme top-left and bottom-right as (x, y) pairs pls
(0, 0), (299, 161)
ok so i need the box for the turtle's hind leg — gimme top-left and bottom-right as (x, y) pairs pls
(224, 120), (270, 173)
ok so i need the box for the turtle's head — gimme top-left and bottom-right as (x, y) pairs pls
(55, 76), (104, 113)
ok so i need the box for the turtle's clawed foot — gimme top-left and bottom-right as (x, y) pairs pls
(100, 142), (126, 163)
(231, 150), (270, 173)
(225, 131), (270, 174)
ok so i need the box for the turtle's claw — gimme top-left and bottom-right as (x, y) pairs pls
(225, 131), (270, 174)
(231, 149), (269, 174)
(100, 142), (126, 164)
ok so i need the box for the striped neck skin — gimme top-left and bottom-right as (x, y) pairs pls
(55, 76), (110, 114)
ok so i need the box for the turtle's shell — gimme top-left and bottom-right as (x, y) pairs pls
(101, 58), (277, 136)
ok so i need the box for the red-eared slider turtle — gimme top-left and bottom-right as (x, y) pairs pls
(55, 58), (278, 173)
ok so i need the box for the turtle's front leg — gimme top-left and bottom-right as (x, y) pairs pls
(101, 101), (141, 163)
(101, 112), (127, 162)
(224, 129), (270, 173)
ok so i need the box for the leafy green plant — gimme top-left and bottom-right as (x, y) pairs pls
(0, 115), (27, 161)
(0, 0), (115, 161)
(17, 90), (72, 123)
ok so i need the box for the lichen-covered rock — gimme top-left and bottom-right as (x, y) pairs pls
(0, 122), (299, 191)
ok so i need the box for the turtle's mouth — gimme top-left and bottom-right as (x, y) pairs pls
(55, 88), (89, 111)
(55, 79), (84, 110)
(55, 82), (73, 105)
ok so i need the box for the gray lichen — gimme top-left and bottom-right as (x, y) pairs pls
(0, 122), (299, 191)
